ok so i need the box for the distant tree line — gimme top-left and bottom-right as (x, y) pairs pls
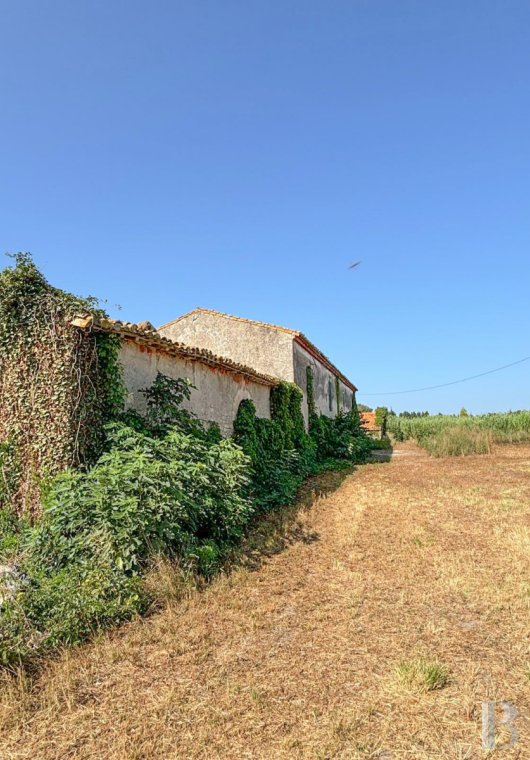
(357, 405), (431, 419)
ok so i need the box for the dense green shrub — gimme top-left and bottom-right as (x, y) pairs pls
(309, 411), (366, 461)
(30, 424), (251, 574)
(235, 381), (372, 511)
(23, 563), (145, 649)
(0, 374), (251, 664)
(309, 400), (372, 463)
(0, 561), (145, 663)
(233, 394), (311, 511)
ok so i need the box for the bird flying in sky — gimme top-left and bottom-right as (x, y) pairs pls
(348, 261), (361, 269)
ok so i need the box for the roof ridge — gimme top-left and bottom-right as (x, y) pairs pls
(158, 307), (300, 336)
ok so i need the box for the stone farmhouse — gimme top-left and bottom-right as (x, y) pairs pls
(74, 307), (358, 435)
(158, 308), (357, 428)
(72, 315), (276, 437)
(0, 257), (358, 513)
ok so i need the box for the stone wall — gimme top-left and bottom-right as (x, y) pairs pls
(293, 341), (355, 428)
(119, 340), (271, 436)
(159, 311), (295, 382)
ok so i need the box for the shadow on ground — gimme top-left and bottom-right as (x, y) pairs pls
(235, 466), (354, 572)
(369, 446), (394, 463)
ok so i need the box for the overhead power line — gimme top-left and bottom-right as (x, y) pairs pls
(358, 354), (530, 396)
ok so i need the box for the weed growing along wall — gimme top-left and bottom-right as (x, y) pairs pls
(0, 255), (124, 515)
(0, 374), (252, 665)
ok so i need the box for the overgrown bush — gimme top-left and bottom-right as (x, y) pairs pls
(233, 392), (313, 511)
(31, 424), (251, 574)
(234, 382), (372, 512)
(309, 410), (371, 462)
(0, 370), (372, 664)
(0, 374), (251, 664)
(22, 564), (145, 650)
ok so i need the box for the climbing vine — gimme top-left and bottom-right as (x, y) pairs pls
(0, 253), (125, 515)
(306, 365), (316, 418)
(235, 377), (373, 511)
(270, 382), (307, 450)
(304, 365), (371, 462)
(234, 383), (316, 511)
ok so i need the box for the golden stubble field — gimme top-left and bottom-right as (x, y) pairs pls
(0, 442), (529, 759)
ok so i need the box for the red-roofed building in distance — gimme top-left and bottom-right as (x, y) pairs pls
(359, 411), (381, 438)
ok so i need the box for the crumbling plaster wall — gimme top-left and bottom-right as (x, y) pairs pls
(119, 340), (271, 436)
(159, 312), (295, 382)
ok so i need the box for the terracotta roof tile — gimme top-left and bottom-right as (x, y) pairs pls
(359, 411), (379, 430)
(71, 315), (278, 387)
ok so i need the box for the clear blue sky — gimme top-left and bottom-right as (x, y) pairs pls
(2, 1), (529, 414)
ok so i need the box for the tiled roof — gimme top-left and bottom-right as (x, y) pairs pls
(159, 308), (357, 393)
(70, 315), (278, 387)
(159, 307), (299, 336)
(359, 411), (379, 430)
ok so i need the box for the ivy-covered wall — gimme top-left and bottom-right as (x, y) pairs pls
(0, 254), (124, 516)
(234, 378), (370, 512)
(293, 341), (355, 427)
(0, 254), (366, 520)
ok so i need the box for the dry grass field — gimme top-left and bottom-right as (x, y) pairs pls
(0, 443), (529, 759)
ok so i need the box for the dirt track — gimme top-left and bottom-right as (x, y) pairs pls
(1, 443), (529, 759)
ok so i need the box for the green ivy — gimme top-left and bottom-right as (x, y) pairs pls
(306, 370), (372, 462)
(0, 373), (251, 665)
(306, 365), (316, 418)
(0, 253), (126, 515)
(235, 379), (372, 511)
(270, 382), (307, 450)
(234, 386), (316, 511)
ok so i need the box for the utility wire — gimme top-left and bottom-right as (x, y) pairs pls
(358, 354), (530, 396)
